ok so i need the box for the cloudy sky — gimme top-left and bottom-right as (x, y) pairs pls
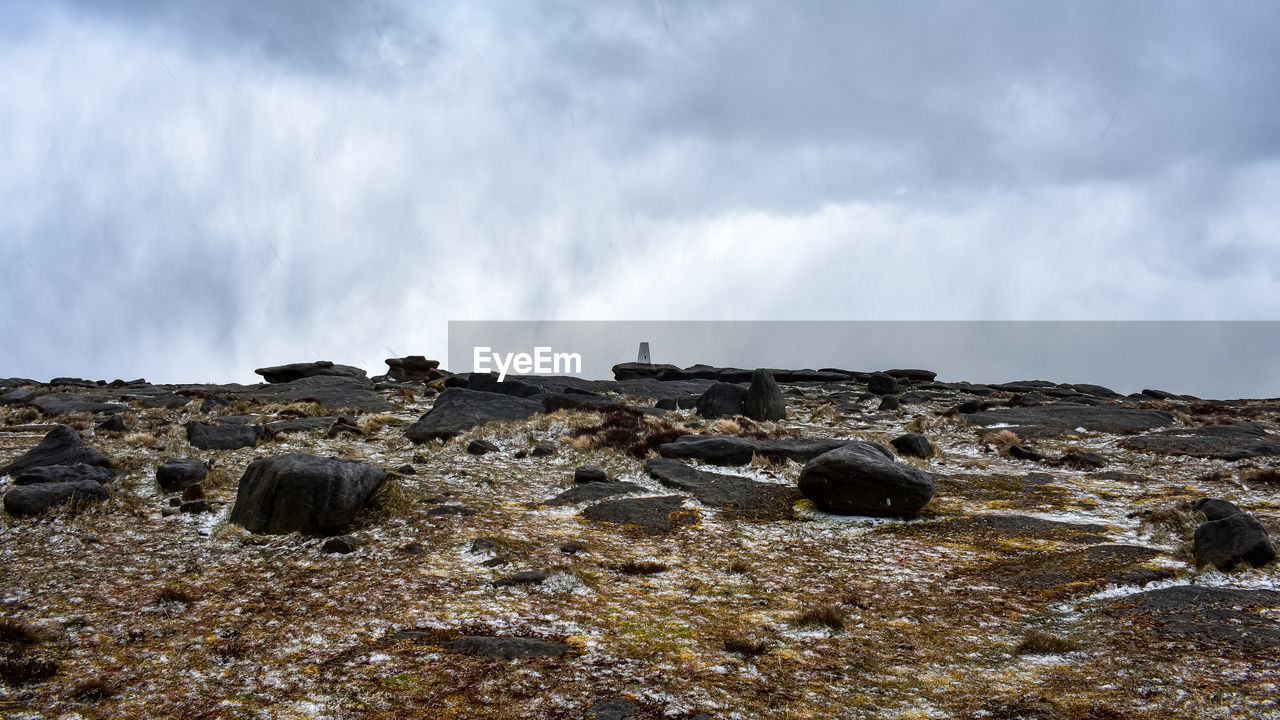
(2, 1), (1278, 385)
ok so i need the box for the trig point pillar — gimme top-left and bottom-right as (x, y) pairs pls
(637, 342), (651, 364)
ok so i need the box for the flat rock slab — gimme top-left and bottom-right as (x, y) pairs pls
(1120, 422), (1280, 460)
(246, 376), (389, 412)
(13, 464), (120, 486)
(30, 393), (127, 415)
(186, 422), (265, 450)
(1104, 586), (1280, 652)
(255, 361), (367, 383)
(644, 457), (801, 520)
(967, 404), (1174, 437)
(582, 495), (696, 534)
(969, 544), (1163, 599)
(265, 417), (340, 434)
(546, 482), (645, 507)
(658, 435), (850, 466)
(941, 514), (1111, 543)
(405, 388), (544, 442)
(1, 425), (111, 477)
(4, 479), (110, 517)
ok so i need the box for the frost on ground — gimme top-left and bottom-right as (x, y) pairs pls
(0, 375), (1278, 719)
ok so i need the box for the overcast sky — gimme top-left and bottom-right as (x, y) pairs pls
(2, 1), (1278, 386)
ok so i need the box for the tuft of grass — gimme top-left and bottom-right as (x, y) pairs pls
(122, 432), (159, 448)
(722, 633), (769, 658)
(904, 416), (931, 434)
(791, 603), (845, 631)
(810, 404), (842, 424)
(728, 559), (751, 574)
(0, 658), (58, 685)
(613, 561), (669, 576)
(0, 618), (40, 646)
(1242, 467), (1280, 485)
(68, 678), (115, 702)
(1014, 629), (1077, 655)
(264, 401), (326, 418)
(567, 406), (689, 458)
(155, 587), (192, 605)
(980, 429), (1021, 449)
(708, 418), (743, 436)
(358, 413), (403, 433)
(369, 476), (414, 516)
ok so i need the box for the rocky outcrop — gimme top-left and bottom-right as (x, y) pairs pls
(405, 388), (544, 442)
(1, 425), (110, 477)
(4, 480), (110, 517)
(254, 361), (367, 383)
(797, 441), (934, 516)
(228, 453), (386, 535)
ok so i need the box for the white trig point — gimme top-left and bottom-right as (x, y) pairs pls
(637, 342), (651, 364)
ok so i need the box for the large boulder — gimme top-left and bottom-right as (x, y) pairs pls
(890, 433), (934, 459)
(30, 394), (126, 415)
(0, 425), (110, 477)
(695, 382), (747, 419)
(254, 361), (367, 383)
(611, 362), (681, 380)
(384, 356), (444, 381)
(967, 404), (1175, 437)
(797, 441), (934, 516)
(1121, 423), (1280, 460)
(644, 458), (801, 520)
(866, 372), (902, 395)
(228, 453), (386, 535)
(186, 422), (265, 450)
(405, 388), (544, 442)
(4, 480), (110, 517)
(743, 369), (786, 421)
(1194, 513), (1276, 571)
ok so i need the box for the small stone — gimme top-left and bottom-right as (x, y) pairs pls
(97, 414), (126, 432)
(530, 444), (556, 457)
(466, 439), (500, 455)
(396, 464), (416, 475)
(574, 465), (610, 484)
(470, 538), (499, 553)
(179, 500), (211, 514)
(559, 541), (583, 555)
(322, 535), (362, 554)
(890, 433), (934, 459)
(1010, 445), (1045, 461)
(878, 395), (900, 411)
(493, 570), (546, 587)
(181, 484), (205, 502)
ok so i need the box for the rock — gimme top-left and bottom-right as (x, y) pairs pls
(1105, 586), (1280, 650)
(1, 425), (111, 477)
(530, 444), (556, 457)
(3, 480), (110, 517)
(493, 570), (546, 587)
(797, 441), (934, 516)
(156, 459), (209, 492)
(643, 458), (801, 520)
(582, 495), (696, 534)
(884, 369), (937, 383)
(612, 362), (681, 380)
(426, 504), (476, 516)
(248, 376), (390, 412)
(866, 372), (901, 395)
(695, 382), (747, 419)
(448, 635), (569, 659)
(1006, 444), (1044, 462)
(30, 394), (126, 415)
(265, 417), (338, 435)
(1194, 498), (1243, 522)
(13, 464), (119, 486)
(186, 422), (265, 451)
(228, 453), (386, 536)
(254, 361), (367, 383)
(548, 482), (645, 506)
(199, 396), (230, 413)
(396, 464), (416, 475)
(968, 404), (1175, 437)
(658, 435), (850, 466)
(322, 535), (362, 554)
(583, 697), (644, 719)
(405, 388), (544, 442)
(574, 466), (610, 484)
(1063, 383), (1121, 398)
(559, 541), (582, 554)
(878, 395), (900, 411)
(179, 500), (211, 514)
(890, 433), (933, 459)
(96, 414), (126, 432)
(470, 537), (499, 553)
(1142, 388), (1179, 400)
(1056, 451), (1106, 470)
(384, 356), (442, 381)
(1194, 514), (1276, 571)
(743, 369), (786, 421)
(50, 377), (100, 387)
(1120, 423), (1280, 460)
(0, 388), (39, 405)
(466, 439), (500, 455)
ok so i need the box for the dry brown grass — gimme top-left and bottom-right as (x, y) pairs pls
(0, 618), (40, 646)
(722, 632), (770, 658)
(791, 602), (845, 631)
(809, 404), (842, 424)
(358, 413), (403, 433)
(1014, 629), (1077, 655)
(122, 432), (160, 448)
(264, 401), (327, 418)
(1242, 467), (1280, 486)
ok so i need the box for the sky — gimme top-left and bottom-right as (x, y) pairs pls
(1, 1), (1278, 387)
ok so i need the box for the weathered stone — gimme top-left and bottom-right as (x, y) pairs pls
(254, 361), (367, 383)
(797, 442), (934, 516)
(405, 388), (544, 442)
(1, 425), (110, 477)
(582, 495), (696, 534)
(3, 480), (110, 517)
(743, 369), (786, 421)
(156, 459), (209, 492)
(186, 422), (264, 451)
(228, 453), (386, 536)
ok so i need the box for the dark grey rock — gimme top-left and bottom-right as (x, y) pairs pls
(797, 441), (934, 516)
(179, 500), (211, 514)
(695, 382), (747, 419)
(1009, 444), (1046, 461)
(384, 355), (442, 381)
(612, 362), (682, 380)
(426, 504), (476, 516)
(199, 397), (230, 413)
(574, 465), (609, 484)
(878, 395), (900, 411)
(248, 375), (390, 412)
(0, 388), (39, 405)
(265, 417), (339, 434)
(743, 369), (786, 421)
(156, 458), (209, 492)
(582, 495), (696, 534)
(583, 697), (643, 720)
(14, 464), (119, 486)
(228, 453), (386, 535)
(30, 393), (125, 416)
(1106, 586), (1280, 650)
(322, 535), (362, 554)
(547, 482), (645, 506)
(884, 369), (937, 383)
(96, 414), (126, 432)
(890, 433), (933, 459)
(866, 372), (901, 395)
(492, 570), (546, 587)
(448, 635), (569, 659)
(4, 480), (110, 517)
(1194, 498), (1243, 522)
(1, 425), (110, 477)
(405, 388), (544, 442)
(968, 404), (1174, 437)
(658, 435), (850, 466)
(1194, 514), (1276, 571)
(530, 443), (556, 457)
(255, 361), (366, 383)
(1120, 423), (1280, 460)
(644, 458), (800, 520)
(466, 439), (500, 455)
(186, 422), (265, 451)
(470, 538), (498, 553)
